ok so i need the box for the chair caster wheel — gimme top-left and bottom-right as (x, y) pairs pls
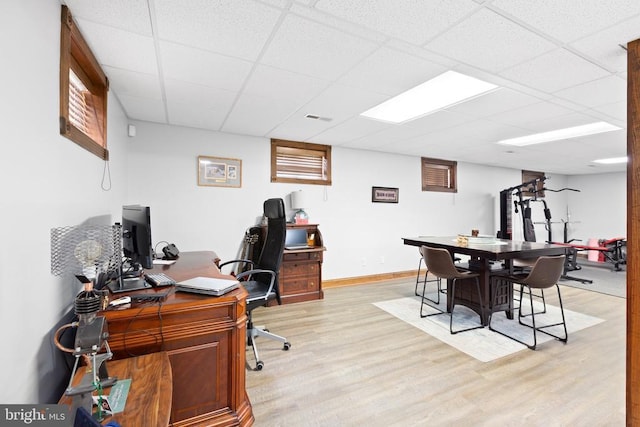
(283, 342), (291, 351)
(255, 361), (264, 371)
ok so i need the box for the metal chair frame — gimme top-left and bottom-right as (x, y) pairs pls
(489, 255), (568, 350)
(421, 246), (484, 334)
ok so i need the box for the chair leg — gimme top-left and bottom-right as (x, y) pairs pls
(490, 283), (569, 350)
(518, 284), (568, 348)
(450, 277), (484, 334)
(415, 257), (424, 296)
(420, 273), (444, 318)
(490, 282), (540, 349)
(246, 315), (291, 371)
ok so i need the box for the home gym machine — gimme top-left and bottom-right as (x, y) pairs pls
(496, 176), (592, 283)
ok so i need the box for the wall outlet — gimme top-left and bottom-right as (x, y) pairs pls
(380, 256), (385, 264)
(361, 257), (367, 266)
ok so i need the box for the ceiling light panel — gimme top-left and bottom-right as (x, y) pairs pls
(497, 121), (621, 146)
(360, 71), (498, 123)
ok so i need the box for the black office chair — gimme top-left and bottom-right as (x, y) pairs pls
(220, 198), (291, 370)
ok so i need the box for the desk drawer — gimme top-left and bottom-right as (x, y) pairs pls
(282, 262), (318, 277)
(280, 277), (319, 294)
(283, 251), (323, 262)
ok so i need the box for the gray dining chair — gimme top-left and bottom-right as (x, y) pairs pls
(421, 246), (484, 334)
(489, 255), (567, 350)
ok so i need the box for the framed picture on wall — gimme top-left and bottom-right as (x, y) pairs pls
(197, 155), (242, 188)
(372, 186), (399, 203)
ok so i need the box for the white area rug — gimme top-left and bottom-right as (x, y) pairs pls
(373, 294), (604, 362)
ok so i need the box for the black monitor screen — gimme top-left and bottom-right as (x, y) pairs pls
(121, 205), (153, 270)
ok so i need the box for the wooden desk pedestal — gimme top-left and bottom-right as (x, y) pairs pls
(103, 252), (253, 426)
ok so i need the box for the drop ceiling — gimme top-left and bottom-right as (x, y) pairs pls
(61, 0), (640, 175)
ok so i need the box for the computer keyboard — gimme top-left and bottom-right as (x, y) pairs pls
(145, 273), (177, 287)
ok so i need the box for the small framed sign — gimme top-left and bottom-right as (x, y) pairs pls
(372, 186), (399, 203)
(197, 155), (242, 188)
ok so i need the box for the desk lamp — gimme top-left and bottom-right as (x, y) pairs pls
(290, 190), (309, 224)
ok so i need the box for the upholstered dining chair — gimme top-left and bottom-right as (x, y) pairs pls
(421, 246), (484, 334)
(415, 246), (455, 298)
(489, 255), (567, 350)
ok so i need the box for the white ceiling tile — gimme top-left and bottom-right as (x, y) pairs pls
(425, 8), (557, 73)
(153, 0), (282, 60)
(491, 0), (640, 43)
(314, 0), (480, 44)
(311, 117), (389, 145)
(289, 3), (388, 44)
(337, 47), (447, 95)
(117, 94), (166, 123)
(103, 66), (162, 100)
(76, 19), (158, 74)
(64, 0), (152, 35)
(164, 79), (237, 112)
(223, 92), (301, 136)
(242, 65), (330, 104)
(300, 84), (389, 123)
(555, 75), (627, 109)
(499, 48), (610, 93)
(570, 16), (640, 72)
(487, 101), (573, 129)
(260, 14), (379, 80)
(592, 101), (627, 122)
(160, 41), (253, 91)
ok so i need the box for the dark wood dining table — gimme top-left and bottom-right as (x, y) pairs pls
(403, 236), (568, 324)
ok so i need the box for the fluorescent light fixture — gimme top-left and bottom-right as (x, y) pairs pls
(593, 156), (628, 164)
(360, 70), (498, 124)
(497, 121), (621, 147)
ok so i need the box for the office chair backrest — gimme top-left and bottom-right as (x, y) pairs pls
(522, 255), (565, 289)
(423, 246), (461, 279)
(257, 198), (286, 273)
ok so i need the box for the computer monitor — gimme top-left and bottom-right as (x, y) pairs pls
(107, 205), (154, 294)
(122, 205), (153, 270)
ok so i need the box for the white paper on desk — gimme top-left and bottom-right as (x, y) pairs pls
(153, 259), (176, 265)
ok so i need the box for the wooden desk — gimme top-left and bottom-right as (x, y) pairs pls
(60, 352), (172, 426)
(102, 251), (254, 426)
(403, 236), (567, 324)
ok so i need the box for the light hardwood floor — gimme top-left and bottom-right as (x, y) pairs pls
(246, 278), (625, 426)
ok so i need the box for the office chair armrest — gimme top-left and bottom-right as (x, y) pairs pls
(235, 268), (275, 281)
(219, 258), (254, 271)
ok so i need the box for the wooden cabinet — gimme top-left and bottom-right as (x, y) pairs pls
(102, 252), (253, 427)
(279, 224), (325, 304)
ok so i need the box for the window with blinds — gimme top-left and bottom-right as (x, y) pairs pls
(271, 139), (332, 185)
(60, 6), (108, 160)
(421, 157), (457, 193)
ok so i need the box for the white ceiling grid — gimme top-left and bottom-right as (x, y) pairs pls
(61, 0), (640, 174)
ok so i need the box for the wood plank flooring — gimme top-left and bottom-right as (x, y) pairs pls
(245, 279), (625, 426)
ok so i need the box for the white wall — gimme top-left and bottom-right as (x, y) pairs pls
(567, 172), (627, 241)
(0, 1), (130, 404)
(126, 121), (577, 279)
